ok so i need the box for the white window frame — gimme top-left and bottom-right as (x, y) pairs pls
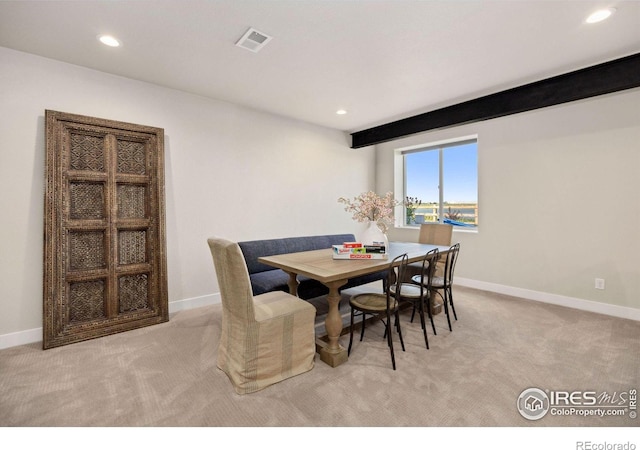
(394, 135), (478, 231)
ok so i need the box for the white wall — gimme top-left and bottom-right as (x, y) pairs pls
(378, 88), (640, 317)
(3, 45), (637, 348)
(0, 47), (375, 345)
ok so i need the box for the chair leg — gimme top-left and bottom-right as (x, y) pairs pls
(395, 310), (405, 352)
(360, 312), (366, 341)
(410, 304), (416, 323)
(385, 310), (396, 370)
(435, 289), (452, 332)
(442, 292), (452, 332)
(418, 299), (429, 349)
(386, 313), (403, 341)
(383, 319), (388, 340)
(447, 286), (458, 320)
(394, 311), (403, 334)
(348, 308), (355, 355)
(427, 291), (437, 335)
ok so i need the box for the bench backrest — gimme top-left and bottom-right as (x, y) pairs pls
(238, 234), (355, 274)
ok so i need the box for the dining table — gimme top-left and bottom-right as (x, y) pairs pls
(258, 241), (450, 367)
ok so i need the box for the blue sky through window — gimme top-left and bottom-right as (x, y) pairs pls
(406, 142), (477, 204)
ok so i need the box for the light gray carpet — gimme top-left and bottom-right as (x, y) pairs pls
(1, 286), (638, 427)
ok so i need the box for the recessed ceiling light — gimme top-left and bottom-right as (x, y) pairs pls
(336, 109), (347, 115)
(586, 7), (616, 24)
(98, 35), (121, 47)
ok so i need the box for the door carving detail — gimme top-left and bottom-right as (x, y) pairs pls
(44, 110), (168, 349)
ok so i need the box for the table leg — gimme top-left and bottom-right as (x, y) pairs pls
(318, 280), (348, 367)
(284, 271), (299, 296)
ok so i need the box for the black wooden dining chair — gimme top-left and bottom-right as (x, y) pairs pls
(413, 243), (460, 332)
(348, 253), (409, 370)
(393, 248), (439, 348)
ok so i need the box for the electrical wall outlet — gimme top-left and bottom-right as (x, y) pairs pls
(595, 278), (605, 290)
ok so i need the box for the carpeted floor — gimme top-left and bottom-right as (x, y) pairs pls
(1, 285), (638, 428)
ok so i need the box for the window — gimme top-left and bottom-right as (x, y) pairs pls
(397, 137), (478, 229)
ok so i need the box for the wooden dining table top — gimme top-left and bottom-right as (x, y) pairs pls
(258, 241), (450, 283)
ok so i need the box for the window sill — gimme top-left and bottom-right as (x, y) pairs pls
(395, 225), (478, 234)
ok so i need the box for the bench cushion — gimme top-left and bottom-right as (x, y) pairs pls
(249, 269), (329, 299)
(249, 268), (386, 299)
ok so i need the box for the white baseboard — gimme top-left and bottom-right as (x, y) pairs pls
(2, 283), (636, 350)
(168, 293), (220, 314)
(0, 327), (43, 351)
(456, 277), (640, 322)
(0, 293), (222, 351)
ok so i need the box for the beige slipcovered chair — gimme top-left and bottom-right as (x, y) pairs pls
(418, 223), (453, 276)
(207, 237), (317, 394)
(418, 222), (453, 245)
(405, 223), (453, 277)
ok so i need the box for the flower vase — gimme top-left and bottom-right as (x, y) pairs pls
(360, 220), (388, 248)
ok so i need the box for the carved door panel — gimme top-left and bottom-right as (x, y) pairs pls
(44, 110), (168, 349)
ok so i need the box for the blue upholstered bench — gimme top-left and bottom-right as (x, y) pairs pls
(238, 234), (386, 300)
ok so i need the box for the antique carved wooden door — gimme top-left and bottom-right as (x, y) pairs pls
(44, 110), (168, 349)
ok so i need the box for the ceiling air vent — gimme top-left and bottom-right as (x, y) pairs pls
(235, 27), (272, 53)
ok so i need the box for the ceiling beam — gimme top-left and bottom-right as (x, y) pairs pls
(350, 52), (640, 149)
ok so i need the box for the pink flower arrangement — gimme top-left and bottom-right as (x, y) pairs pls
(338, 191), (401, 233)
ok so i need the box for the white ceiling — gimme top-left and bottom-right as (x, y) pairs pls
(1, 1), (638, 132)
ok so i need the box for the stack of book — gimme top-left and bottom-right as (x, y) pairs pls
(332, 242), (387, 260)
